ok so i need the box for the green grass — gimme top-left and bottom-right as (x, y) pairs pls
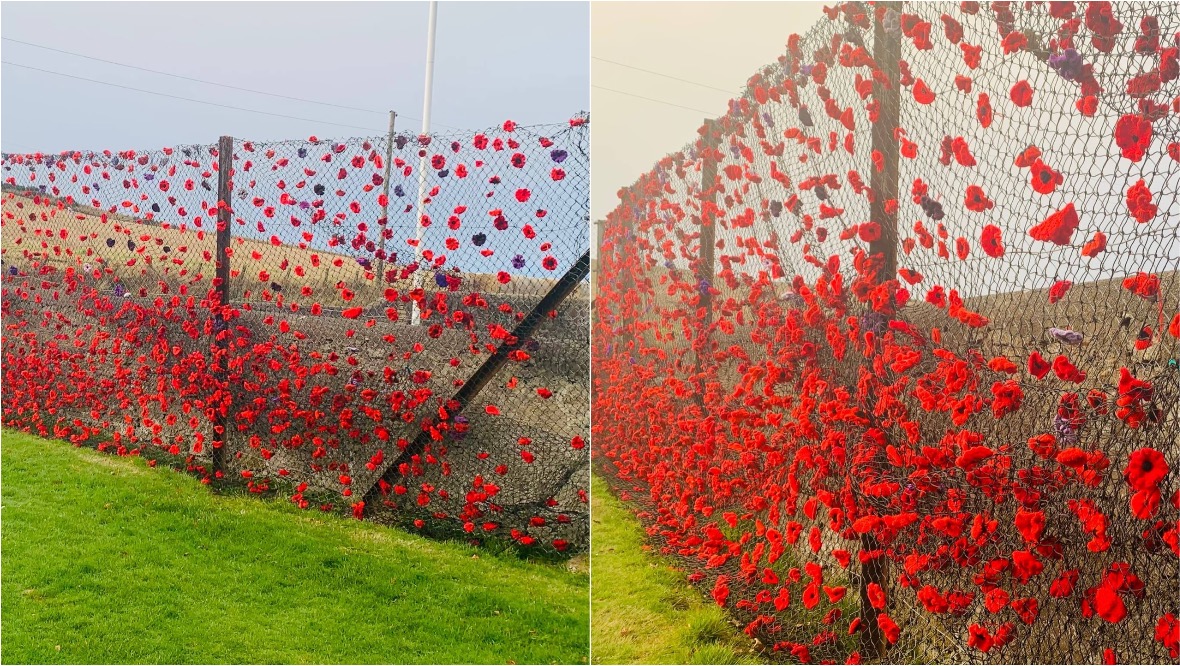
(590, 475), (760, 665)
(0, 430), (589, 664)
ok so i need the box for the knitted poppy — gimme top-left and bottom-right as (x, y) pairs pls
(1114, 115), (1153, 161)
(1029, 203), (1079, 245)
(1009, 80), (1034, 107)
(1028, 159), (1062, 194)
(1125, 448), (1169, 492)
(980, 224), (1004, 257)
(1125, 179), (1156, 222)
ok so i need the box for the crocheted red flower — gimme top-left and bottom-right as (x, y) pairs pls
(1114, 114), (1152, 161)
(1029, 203), (1079, 245)
(1125, 448), (1169, 492)
(1126, 179), (1156, 222)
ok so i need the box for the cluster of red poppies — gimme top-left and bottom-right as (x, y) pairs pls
(1, 117), (591, 552)
(594, 2), (1176, 662)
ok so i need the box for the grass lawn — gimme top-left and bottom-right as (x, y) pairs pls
(590, 476), (760, 665)
(0, 429), (589, 664)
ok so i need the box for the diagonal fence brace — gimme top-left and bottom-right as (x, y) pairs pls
(360, 249), (592, 514)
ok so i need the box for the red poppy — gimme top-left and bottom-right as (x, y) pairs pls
(1048, 280), (1072, 303)
(877, 613), (900, 644)
(1122, 272), (1160, 299)
(1125, 448), (1169, 492)
(1010, 80), (1034, 107)
(1114, 115), (1152, 161)
(1082, 231), (1108, 257)
(967, 624), (993, 652)
(1125, 179), (1156, 222)
(976, 93), (993, 127)
(1050, 569), (1079, 598)
(1131, 488), (1161, 519)
(1053, 355), (1086, 383)
(1156, 614), (1180, 658)
(912, 79), (936, 105)
(980, 225), (1004, 257)
(1029, 203), (1079, 245)
(1011, 550), (1044, 583)
(1010, 597), (1038, 624)
(1015, 509), (1045, 543)
(1094, 584), (1127, 623)
(1028, 159), (1062, 194)
(1028, 351), (1052, 379)
(961, 42), (982, 69)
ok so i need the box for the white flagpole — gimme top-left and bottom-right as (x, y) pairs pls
(412, 0), (438, 326)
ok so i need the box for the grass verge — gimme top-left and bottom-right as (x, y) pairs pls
(1, 429), (589, 664)
(590, 475), (759, 665)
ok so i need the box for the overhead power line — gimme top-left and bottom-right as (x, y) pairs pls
(2, 36), (390, 116)
(0, 36), (460, 130)
(2, 60), (387, 133)
(591, 85), (722, 116)
(592, 56), (737, 95)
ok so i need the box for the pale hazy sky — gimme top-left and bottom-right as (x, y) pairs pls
(1, 2), (589, 153)
(591, 1), (825, 227)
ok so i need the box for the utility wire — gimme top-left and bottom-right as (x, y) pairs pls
(592, 56), (737, 95)
(592, 85), (722, 116)
(2, 60), (388, 133)
(2, 36), (390, 116)
(1, 36), (461, 130)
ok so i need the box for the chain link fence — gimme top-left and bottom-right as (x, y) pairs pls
(594, 2), (1178, 662)
(2, 114), (590, 555)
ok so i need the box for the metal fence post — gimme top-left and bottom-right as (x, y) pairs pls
(694, 119), (719, 405)
(860, 2), (902, 660)
(211, 134), (233, 476)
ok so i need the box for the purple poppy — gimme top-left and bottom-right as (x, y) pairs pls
(550, 149), (568, 163)
(1048, 327), (1084, 345)
(920, 195), (945, 221)
(1048, 49), (1084, 82)
(512, 254), (526, 269)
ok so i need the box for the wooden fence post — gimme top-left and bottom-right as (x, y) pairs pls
(694, 119), (719, 405)
(860, 2), (902, 660)
(212, 134), (233, 476)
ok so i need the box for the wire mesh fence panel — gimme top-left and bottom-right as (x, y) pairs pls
(593, 2), (1178, 662)
(2, 115), (591, 554)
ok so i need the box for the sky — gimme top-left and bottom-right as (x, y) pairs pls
(590, 0), (825, 232)
(0, 2), (590, 154)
